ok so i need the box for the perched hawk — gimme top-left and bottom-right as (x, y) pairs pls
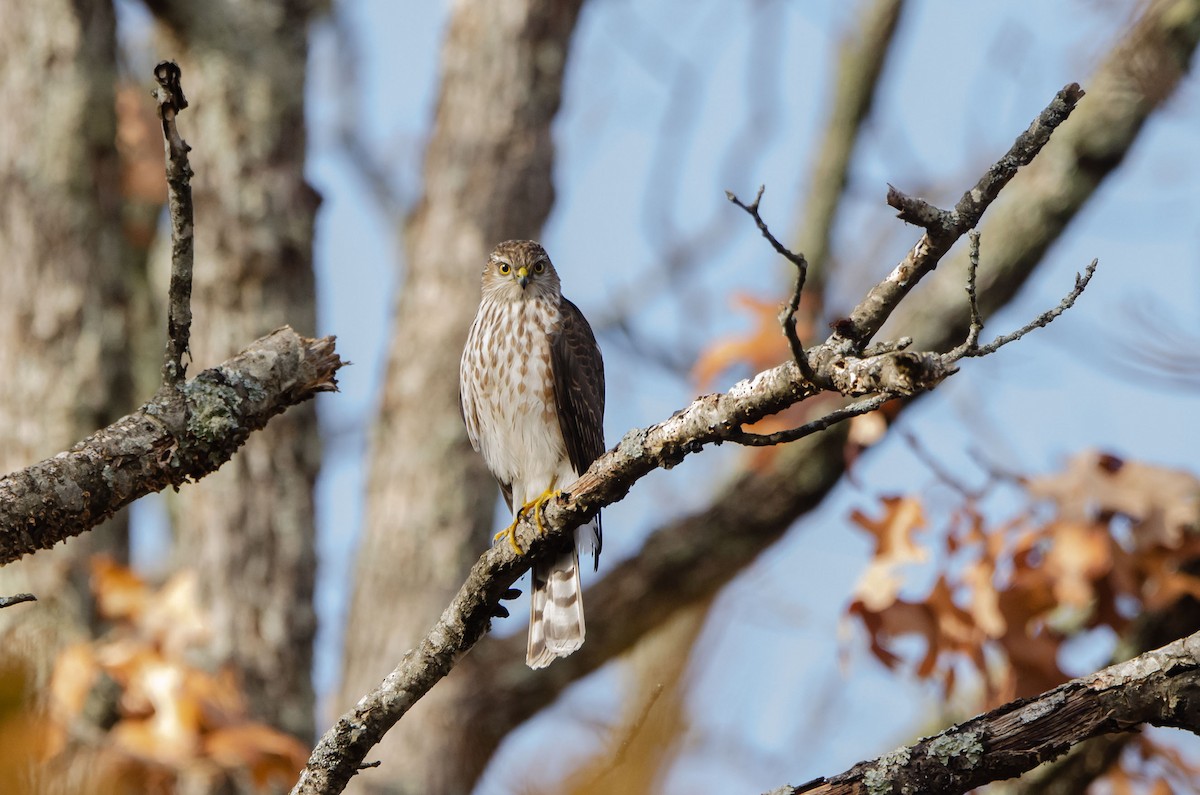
(459, 240), (605, 669)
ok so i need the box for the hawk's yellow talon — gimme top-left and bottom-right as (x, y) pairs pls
(494, 522), (523, 555)
(495, 488), (560, 554)
(532, 488), (561, 535)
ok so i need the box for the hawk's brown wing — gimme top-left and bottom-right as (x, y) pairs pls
(551, 297), (605, 566)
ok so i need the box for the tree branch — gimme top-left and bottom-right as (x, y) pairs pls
(783, 630), (1200, 795)
(290, 83), (1091, 795)
(421, 6), (1200, 787)
(153, 60), (194, 386)
(840, 83), (1084, 346)
(0, 328), (342, 565)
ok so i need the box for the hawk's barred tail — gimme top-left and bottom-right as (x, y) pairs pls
(527, 544), (586, 669)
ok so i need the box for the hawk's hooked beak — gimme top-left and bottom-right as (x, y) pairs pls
(516, 266), (530, 289)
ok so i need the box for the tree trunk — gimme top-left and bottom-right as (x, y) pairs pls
(0, 0), (130, 674)
(147, 0), (325, 741)
(337, 1), (584, 792)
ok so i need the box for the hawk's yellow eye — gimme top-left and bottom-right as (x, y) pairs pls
(533, 261), (545, 274)
(498, 262), (511, 275)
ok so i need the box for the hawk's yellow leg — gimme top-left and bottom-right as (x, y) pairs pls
(493, 487), (561, 555)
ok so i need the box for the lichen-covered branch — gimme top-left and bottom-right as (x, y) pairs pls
(784, 630), (1200, 795)
(0, 328), (341, 565)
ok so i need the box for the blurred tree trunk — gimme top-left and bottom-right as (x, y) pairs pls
(337, 1), (584, 792)
(146, 0), (326, 742)
(0, 0), (131, 684)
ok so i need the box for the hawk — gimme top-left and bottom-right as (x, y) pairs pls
(459, 240), (606, 669)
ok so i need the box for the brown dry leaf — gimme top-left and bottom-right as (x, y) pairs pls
(847, 409), (889, 449)
(692, 293), (798, 389)
(962, 558), (1005, 637)
(850, 496), (928, 610)
(1028, 451), (1200, 547)
(848, 598), (934, 671)
(112, 657), (203, 765)
(1043, 520), (1113, 609)
(92, 556), (151, 622)
(48, 642), (100, 723)
(188, 666), (249, 729)
(852, 496), (927, 559)
(204, 723), (308, 788)
(141, 568), (211, 654)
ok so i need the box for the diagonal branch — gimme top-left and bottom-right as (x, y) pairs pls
(839, 83), (1084, 347)
(290, 84), (1091, 795)
(420, 2), (1200, 771)
(0, 328), (342, 565)
(783, 630), (1200, 795)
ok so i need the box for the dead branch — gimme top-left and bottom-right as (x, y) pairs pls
(782, 630), (1200, 795)
(154, 60), (194, 386)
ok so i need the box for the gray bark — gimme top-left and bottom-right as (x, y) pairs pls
(0, 0), (130, 685)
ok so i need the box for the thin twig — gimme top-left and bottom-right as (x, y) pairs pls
(0, 593), (37, 609)
(726, 186), (816, 383)
(729, 394), (893, 447)
(154, 60), (195, 386)
(964, 229), (983, 349)
(960, 259), (1099, 358)
(843, 83), (1084, 346)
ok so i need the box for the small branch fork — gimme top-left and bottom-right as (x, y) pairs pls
(154, 60), (195, 387)
(290, 83), (1098, 795)
(726, 186), (816, 385)
(721, 190), (1096, 449)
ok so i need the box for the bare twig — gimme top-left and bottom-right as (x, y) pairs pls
(842, 83), (1085, 346)
(154, 60), (195, 386)
(0, 593), (37, 609)
(729, 394), (893, 447)
(964, 229), (983, 349)
(958, 259), (1099, 358)
(726, 187), (815, 383)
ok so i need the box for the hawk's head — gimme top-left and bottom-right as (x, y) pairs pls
(481, 240), (561, 302)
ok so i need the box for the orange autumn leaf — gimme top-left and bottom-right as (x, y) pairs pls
(204, 723), (308, 788)
(692, 293), (797, 389)
(92, 555), (151, 622)
(1043, 520), (1113, 609)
